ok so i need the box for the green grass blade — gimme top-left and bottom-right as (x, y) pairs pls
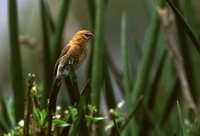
(80, 80), (91, 105)
(160, 78), (179, 126)
(146, 50), (167, 109)
(47, 78), (62, 135)
(120, 96), (143, 131)
(51, 0), (70, 66)
(90, 1), (105, 135)
(183, 0), (196, 32)
(40, 0), (52, 107)
(0, 119), (9, 133)
(0, 89), (12, 129)
(166, 0), (200, 53)
(64, 77), (76, 105)
(8, 0), (25, 122)
(132, 38), (142, 62)
(105, 45), (124, 94)
(131, 0), (165, 105)
(91, 0), (105, 109)
(87, 0), (95, 28)
(177, 101), (187, 136)
(174, 1), (198, 103)
(68, 69), (89, 136)
(142, 105), (165, 136)
(121, 12), (131, 101)
(44, 3), (55, 31)
(104, 63), (116, 109)
(120, 12), (135, 135)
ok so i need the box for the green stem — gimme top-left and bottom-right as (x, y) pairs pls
(0, 88), (12, 129)
(51, 0), (70, 66)
(120, 12), (135, 135)
(174, 0), (198, 104)
(131, 0), (165, 106)
(167, 0), (200, 53)
(8, 0), (25, 123)
(91, 0), (105, 109)
(40, 0), (52, 107)
(147, 50), (167, 109)
(70, 68), (89, 136)
(121, 12), (131, 109)
(177, 101), (187, 136)
(120, 96), (143, 131)
(104, 62), (116, 109)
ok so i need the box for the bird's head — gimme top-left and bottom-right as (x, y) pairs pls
(71, 30), (94, 45)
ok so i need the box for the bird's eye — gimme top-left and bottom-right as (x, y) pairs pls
(83, 34), (89, 40)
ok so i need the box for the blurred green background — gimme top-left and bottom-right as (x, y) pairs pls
(1, 0), (200, 135)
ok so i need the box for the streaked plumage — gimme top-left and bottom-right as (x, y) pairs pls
(54, 30), (94, 78)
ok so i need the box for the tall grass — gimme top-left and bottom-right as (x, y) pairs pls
(8, 0), (25, 122)
(91, 0), (105, 109)
(2, 0), (200, 135)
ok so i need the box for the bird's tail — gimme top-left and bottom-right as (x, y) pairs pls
(48, 78), (62, 112)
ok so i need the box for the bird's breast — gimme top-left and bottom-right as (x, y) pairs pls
(70, 46), (87, 69)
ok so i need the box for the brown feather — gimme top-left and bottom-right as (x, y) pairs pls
(54, 45), (71, 76)
(54, 30), (94, 78)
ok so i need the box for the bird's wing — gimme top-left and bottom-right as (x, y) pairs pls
(59, 44), (71, 58)
(55, 53), (79, 78)
(54, 44), (71, 76)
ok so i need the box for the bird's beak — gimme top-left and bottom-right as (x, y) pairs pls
(88, 32), (95, 39)
(89, 35), (95, 39)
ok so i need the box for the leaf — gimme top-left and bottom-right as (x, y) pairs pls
(85, 115), (105, 122)
(40, 109), (47, 126)
(33, 108), (47, 127)
(69, 106), (78, 121)
(87, 104), (94, 113)
(91, 0), (105, 109)
(87, 104), (97, 114)
(33, 108), (40, 122)
(177, 101), (187, 136)
(109, 108), (121, 118)
(105, 118), (123, 131)
(52, 119), (70, 128)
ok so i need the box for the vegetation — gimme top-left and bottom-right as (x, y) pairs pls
(1, 0), (200, 135)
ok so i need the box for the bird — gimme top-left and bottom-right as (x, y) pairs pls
(54, 30), (94, 79)
(48, 30), (94, 135)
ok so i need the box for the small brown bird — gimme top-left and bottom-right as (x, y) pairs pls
(54, 30), (94, 78)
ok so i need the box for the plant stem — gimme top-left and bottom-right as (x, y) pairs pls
(8, 0), (25, 122)
(47, 78), (62, 135)
(166, 0), (200, 53)
(40, 0), (52, 107)
(51, 0), (70, 66)
(120, 95), (143, 131)
(70, 68), (89, 136)
(131, 0), (165, 106)
(91, 0), (105, 109)
(23, 74), (36, 136)
(158, 8), (197, 116)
